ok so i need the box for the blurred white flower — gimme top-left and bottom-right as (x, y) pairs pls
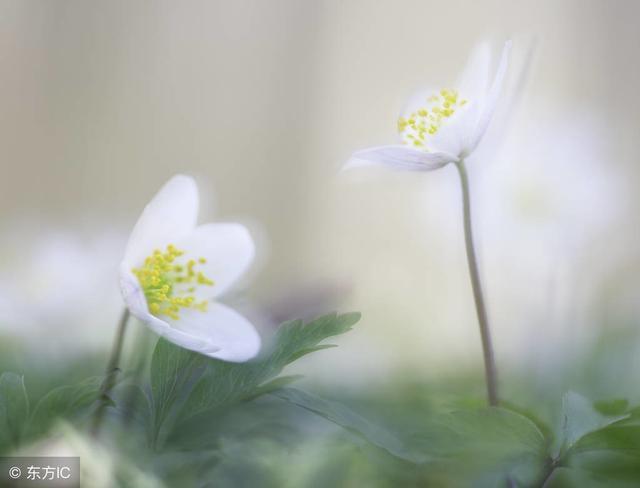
(472, 108), (625, 290)
(471, 107), (628, 361)
(120, 175), (260, 362)
(478, 110), (622, 248)
(0, 229), (123, 350)
(345, 41), (512, 171)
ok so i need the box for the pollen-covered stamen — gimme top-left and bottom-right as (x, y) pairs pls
(397, 88), (468, 149)
(132, 244), (215, 320)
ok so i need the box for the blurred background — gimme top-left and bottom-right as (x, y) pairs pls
(1, 0), (639, 397)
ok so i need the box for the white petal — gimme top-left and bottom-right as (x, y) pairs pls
(165, 303), (261, 362)
(123, 175), (199, 267)
(119, 266), (148, 319)
(174, 223), (255, 299)
(400, 87), (439, 119)
(428, 104), (480, 156)
(119, 267), (213, 351)
(343, 145), (456, 172)
(468, 41), (512, 154)
(456, 42), (492, 102)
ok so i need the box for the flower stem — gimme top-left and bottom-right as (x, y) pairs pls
(90, 308), (130, 436)
(454, 160), (499, 406)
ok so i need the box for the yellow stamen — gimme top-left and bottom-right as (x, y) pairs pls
(396, 87), (469, 149)
(132, 244), (215, 320)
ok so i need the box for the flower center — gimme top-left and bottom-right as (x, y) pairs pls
(132, 244), (214, 320)
(397, 88), (468, 149)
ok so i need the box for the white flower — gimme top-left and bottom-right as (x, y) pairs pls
(0, 229), (123, 351)
(345, 41), (512, 170)
(119, 175), (260, 362)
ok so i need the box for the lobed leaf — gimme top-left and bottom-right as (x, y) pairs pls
(555, 396), (640, 485)
(414, 407), (549, 485)
(148, 312), (359, 446)
(150, 337), (206, 438)
(28, 377), (102, 439)
(179, 312), (360, 420)
(271, 387), (424, 463)
(561, 391), (628, 451)
(573, 424), (640, 454)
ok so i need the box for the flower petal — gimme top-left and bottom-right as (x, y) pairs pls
(399, 87), (440, 121)
(165, 303), (261, 362)
(456, 42), (492, 103)
(119, 266), (148, 318)
(344, 145), (456, 172)
(428, 104), (480, 156)
(119, 267), (213, 351)
(123, 175), (199, 267)
(468, 40), (512, 154)
(174, 223), (255, 299)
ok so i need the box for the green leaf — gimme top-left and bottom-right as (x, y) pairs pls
(593, 399), (630, 417)
(542, 466), (605, 488)
(0, 372), (29, 449)
(559, 398), (640, 486)
(573, 424), (640, 454)
(147, 312), (358, 449)
(415, 407), (549, 485)
(179, 312), (360, 420)
(256, 312), (359, 380)
(423, 407), (546, 455)
(563, 445), (640, 486)
(561, 391), (628, 450)
(28, 377), (102, 439)
(150, 337), (206, 439)
(245, 375), (304, 400)
(501, 400), (554, 442)
(271, 387), (424, 463)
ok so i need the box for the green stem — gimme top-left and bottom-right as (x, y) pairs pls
(90, 308), (130, 436)
(455, 160), (499, 406)
(539, 457), (560, 488)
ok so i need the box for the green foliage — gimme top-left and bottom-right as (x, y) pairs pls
(562, 418), (640, 484)
(542, 392), (640, 486)
(27, 376), (102, 440)
(414, 406), (550, 485)
(5, 312), (640, 486)
(593, 398), (630, 417)
(272, 387), (424, 463)
(147, 313), (360, 446)
(0, 372), (29, 450)
(0, 373), (103, 453)
(150, 338), (205, 439)
(181, 312), (360, 418)
(560, 391), (628, 451)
